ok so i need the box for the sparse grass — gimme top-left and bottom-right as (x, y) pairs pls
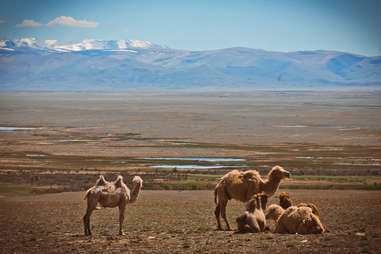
(1, 132), (381, 194)
(282, 183), (381, 190)
(0, 184), (33, 196)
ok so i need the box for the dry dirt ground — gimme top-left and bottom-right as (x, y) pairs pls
(0, 189), (380, 253)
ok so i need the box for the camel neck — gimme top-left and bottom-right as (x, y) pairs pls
(261, 177), (281, 197)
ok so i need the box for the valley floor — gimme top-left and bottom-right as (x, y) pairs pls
(0, 190), (380, 253)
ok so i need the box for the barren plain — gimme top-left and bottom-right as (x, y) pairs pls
(0, 90), (381, 253)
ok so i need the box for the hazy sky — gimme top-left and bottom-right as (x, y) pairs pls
(0, 0), (380, 56)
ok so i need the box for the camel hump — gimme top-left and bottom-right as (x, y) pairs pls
(95, 175), (107, 187)
(246, 196), (258, 212)
(114, 175), (124, 189)
(243, 170), (260, 181)
(132, 176), (143, 185)
(297, 202), (320, 217)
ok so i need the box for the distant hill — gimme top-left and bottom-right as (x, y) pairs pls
(0, 38), (380, 91)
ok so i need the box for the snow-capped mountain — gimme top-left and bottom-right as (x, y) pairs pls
(0, 38), (380, 91)
(0, 38), (157, 52)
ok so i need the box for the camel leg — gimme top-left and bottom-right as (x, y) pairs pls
(236, 213), (247, 233)
(274, 221), (288, 234)
(214, 203), (222, 230)
(246, 217), (260, 233)
(220, 200), (231, 231)
(84, 195), (97, 236)
(83, 208), (94, 236)
(118, 203), (126, 235)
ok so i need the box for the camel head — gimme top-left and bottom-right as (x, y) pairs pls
(279, 192), (290, 199)
(279, 191), (292, 209)
(268, 166), (290, 181)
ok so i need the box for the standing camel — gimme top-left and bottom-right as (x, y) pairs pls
(83, 175), (143, 236)
(214, 165), (290, 230)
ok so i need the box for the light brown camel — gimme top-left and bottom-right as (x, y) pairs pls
(266, 204), (325, 234)
(236, 193), (268, 233)
(278, 191), (320, 219)
(83, 175), (143, 236)
(214, 165), (290, 230)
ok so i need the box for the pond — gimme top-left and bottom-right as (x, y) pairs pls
(144, 157), (247, 170)
(0, 127), (36, 131)
(143, 157), (246, 162)
(26, 154), (46, 157)
(172, 142), (197, 145)
(151, 165), (247, 170)
(59, 139), (81, 142)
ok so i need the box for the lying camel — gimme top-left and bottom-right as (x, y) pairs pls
(278, 192), (320, 218)
(236, 193), (268, 233)
(214, 165), (290, 230)
(265, 204), (325, 234)
(83, 175), (143, 236)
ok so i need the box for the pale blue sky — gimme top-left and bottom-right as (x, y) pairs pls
(0, 0), (380, 56)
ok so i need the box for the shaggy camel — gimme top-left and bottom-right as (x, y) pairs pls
(236, 193), (268, 233)
(214, 165), (290, 230)
(278, 192), (320, 218)
(83, 175), (143, 236)
(265, 204), (325, 234)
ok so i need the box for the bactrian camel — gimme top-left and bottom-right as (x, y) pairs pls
(265, 204), (325, 234)
(214, 165), (290, 230)
(83, 175), (143, 236)
(236, 193), (268, 233)
(278, 191), (321, 219)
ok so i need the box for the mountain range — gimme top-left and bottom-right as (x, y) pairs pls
(0, 38), (380, 91)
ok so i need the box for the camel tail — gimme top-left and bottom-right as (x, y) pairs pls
(214, 180), (222, 204)
(214, 180), (230, 204)
(129, 176), (143, 203)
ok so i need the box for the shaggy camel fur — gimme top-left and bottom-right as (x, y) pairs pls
(265, 204), (285, 223)
(214, 165), (290, 230)
(278, 192), (320, 218)
(236, 193), (268, 233)
(83, 175), (143, 236)
(265, 204), (325, 234)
